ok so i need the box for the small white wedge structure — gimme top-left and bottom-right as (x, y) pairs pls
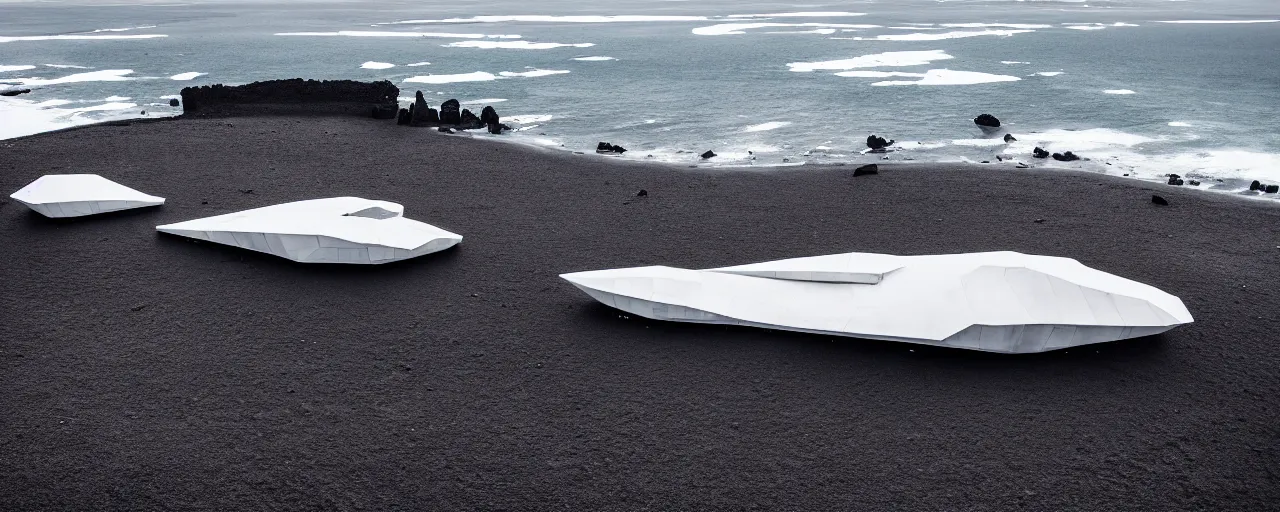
(10, 174), (165, 218)
(157, 197), (462, 264)
(561, 251), (1193, 354)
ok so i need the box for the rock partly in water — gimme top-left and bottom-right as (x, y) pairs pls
(410, 91), (439, 126)
(1004, 133), (1017, 143)
(1152, 195), (1169, 206)
(179, 78), (398, 116)
(480, 106), (500, 126)
(1250, 180), (1262, 191)
(488, 122), (512, 135)
(1, 88), (32, 97)
(866, 135), (895, 150)
(1188, 180), (1201, 186)
(1267, 185), (1280, 194)
(701, 150), (717, 159)
(439, 99), (461, 125)
(1167, 175), (1184, 186)
(1033, 147), (1050, 159)
(974, 114), (1001, 129)
(459, 108), (484, 130)
(1051, 151), (1081, 162)
(853, 164), (879, 177)
(169, 98), (181, 107)
(597, 142), (627, 154)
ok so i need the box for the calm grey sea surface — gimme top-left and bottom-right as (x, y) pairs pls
(2, 0), (1278, 192)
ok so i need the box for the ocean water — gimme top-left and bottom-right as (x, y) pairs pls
(2, 0), (1278, 196)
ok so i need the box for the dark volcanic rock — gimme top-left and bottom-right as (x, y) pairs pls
(397, 108), (410, 125)
(1152, 195), (1169, 206)
(637, 189), (648, 197)
(439, 99), (461, 125)
(974, 114), (1001, 129)
(853, 164), (879, 177)
(169, 98), (180, 107)
(1167, 175), (1184, 186)
(1033, 147), (1050, 159)
(597, 142), (626, 154)
(438, 127), (455, 134)
(371, 103), (397, 120)
(1188, 180), (1201, 186)
(1, 88), (32, 97)
(1250, 180), (1262, 191)
(1004, 133), (1017, 143)
(459, 108), (483, 130)
(866, 135), (895, 150)
(1267, 185), (1279, 194)
(1051, 151), (1080, 162)
(480, 106), (499, 126)
(179, 79), (398, 116)
(410, 91), (438, 126)
(487, 123), (507, 134)
(701, 150), (717, 159)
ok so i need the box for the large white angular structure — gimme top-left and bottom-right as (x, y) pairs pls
(156, 197), (462, 264)
(561, 251), (1193, 354)
(10, 174), (165, 218)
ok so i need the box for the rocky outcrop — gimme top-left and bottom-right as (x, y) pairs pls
(1003, 133), (1017, 143)
(1250, 180), (1262, 191)
(597, 142), (627, 154)
(974, 114), (1001, 129)
(1167, 174), (1184, 186)
(1033, 147), (1050, 159)
(179, 79), (398, 117)
(480, 106), (499, 126)
(1, 88), (32, 97)
(459, 108), (483, 129)
(169, 98), (181, 107)
(701, 150), (717, 159)
(866, 135), (895, 150)
(1267, 185), (1279, 194)
(488, 123), (512, 135)
(439, 99), (461, 125)
(1051, 151), (1080, 162)
(853, 164), (878, 177)
(410, 92), (439, 126)
(1151, 195), (1169, 206)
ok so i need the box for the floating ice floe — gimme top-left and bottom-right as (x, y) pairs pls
(92, 25), (157, 33)
(0, 65), (36, 73)
(1168, 121), (1192, 127)
(834, 70), (927, 78)
(44, 64), (90, 69)
(743, 121), (791, 132)
(444, 40), (594, 49)
(169, 72), (206, 80)
(156, 197), (462, 265)
(787, 50), (953, 72)
(561, 251), (1193, 354)
(869, 69), (1021, 86)
(940, 23), (1052, 29)
(728, 12), (867, 18)
(1034, 71), (1064, 76)
(402, 72), (497, 84)
(1001, 61), (1030, 65)
(572, 56), (616, 61)
(382, 15), (710, 24)
(360, 61), (395, 70)
(498, 69), (570, 78)
(1104, 89), (1136, 94)
(406, 61), (430, 67)
(461, 98), (508, 105)
(693, 22), (879, 35)
(10, 174), (164, 218)
(503, 114), (552, 124)
(854, 29), (1035, 41)
(0, 34), (167, 43)
(1154, 19), (1278, 24)
(0, 69), (135, 86)
(275, 31), (521, 39)
(1065, 24), (1107, 31)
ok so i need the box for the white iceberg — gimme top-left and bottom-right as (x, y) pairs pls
(156, 197), (461, 264)
(10, 174), (164, 217)
(561, 251), (1192, 354)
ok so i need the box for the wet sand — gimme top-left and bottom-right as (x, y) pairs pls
(2, 115), (1278, 510)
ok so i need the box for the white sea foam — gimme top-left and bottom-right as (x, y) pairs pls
(1003, 128), (1157, 153)
(1104, 89), (1136, 94)
(406, 61), (430, 66)
(767, 29), (838, 35)
(169, 72), (205, 80)
(1001, 61), (1030, 64)
(693, 22), (879, 35)
(444, 41), (593, 49)
(951, 138), (1008, 147)
(787, 50), (953, 72)
(1168, 121), (1192, 127)
(402, 71), (497, 84)
(103, 95), (131, 101)
(1, 65), (37, 73)
(44, 64), (90, 69)
(1065, 25), (1107, 31)
(499, 69), (570, 78)
(504, 114), (552, 123)
(0, 69), (135, 86)
(92, 25), (157, 33)
(940, 23), (1052, 29)
(853, 29), (1034, 41)
(1154, 20), (1278, 24)
(360, 61), (395, 69)
(728, 12), (867, 18)
(461, 98), (507, 105)
(870, 69), (1022, 86)
(159, 94), (181, 100)
(887, 26), (944, 30)
(0, 34), (167, 43)
(572, 56), (615, 61)
(1035, 71), (1064, 76)
(385, 15), (708, 24)
(275, 31), (520, 39)
(833, 71), (925, 78)
(743, 121), (792, 132)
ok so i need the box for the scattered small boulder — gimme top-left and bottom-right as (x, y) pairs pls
(1033, 147), (1050, 159)
(1249, 180), (1262, 191)
(437, 127), (455, 134)
(1267, 185), (1280, 194)
(1188, 180), (1201, 186)
(1152, 195), (1169, 206)
(597, 142), (627, 154)
(1033, 219), (1046, 224)
(1051, 151), (1080, 162)
(439, 98), (461, 125)
(637, 189), (648, 197)
(0, 88), (31, 97)
(169, 98), (180, 107)
(853, 164), (878, 177)
(974, 114), (1001, 129)
(371, 103), (397, 120)
(1167, 174), (1184, 186)
(700, 150), (717, 159)
(1003, 133), (1017, 143)
(866, 135), (895, 150)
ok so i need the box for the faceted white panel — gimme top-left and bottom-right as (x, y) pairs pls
(561, 251), (1193, 354)
(10, 174), (165, 218)
(156, 197), (462, 264)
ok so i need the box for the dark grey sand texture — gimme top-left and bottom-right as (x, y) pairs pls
(2, 116), (1279, 510)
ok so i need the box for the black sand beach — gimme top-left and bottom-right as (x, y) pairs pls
(2, 116), (1278, 510)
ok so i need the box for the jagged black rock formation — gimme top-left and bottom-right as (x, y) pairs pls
(1152, 195), (1169, 206)
(439, 99), (461, 125)
(1051, 151), (1080, 162)
(1188, 180), (1201, 186)
(853, 164), (879, 177)
(974, 114), (1001, 129)
(701, 150), (717, 159)
(459, 108), (483, 129)
(1033, 147), (1050, 159)
(169, 98), (180, 107)
(409, 92), (439, 126)
(1167, 174), (1184, 186)
(480, 106), (499, 126)
(1250, 180), (1262, 191)
(397, 108), (411, 125)
(1, 88), (32, 97)
(179, 79), (398, 117)
(1004, 133), (1017, 143)
(1267, 185), (1279, 194)
(371, 103), (397, 120)
(597, 142), (627, 154)
(866, 135), (894, 150)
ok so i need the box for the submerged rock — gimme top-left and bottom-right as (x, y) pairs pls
(0, 88), (32, 97)
(1051, 151), (1080, 162)
(853, 164), (879, 177)
(439, 99), (461, 124)
(1032, 147), (1050, 159)
(169, 98), (181, 107)
(974, 114), (1001, 129)
(701, 150), (717, 159)
(866, 135), (895, 150)
(597, 142), (627, 154)
(1004, 133), (1017, 143)
(1152, 195), (1169, 206)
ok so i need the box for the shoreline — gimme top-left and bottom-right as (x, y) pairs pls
(2, 114), (1279, 509)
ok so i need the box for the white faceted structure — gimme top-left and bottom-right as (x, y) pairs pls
(561, 251), (1193, 354)
(10, 174), (165, 218)
(156, 197), (462, 264)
